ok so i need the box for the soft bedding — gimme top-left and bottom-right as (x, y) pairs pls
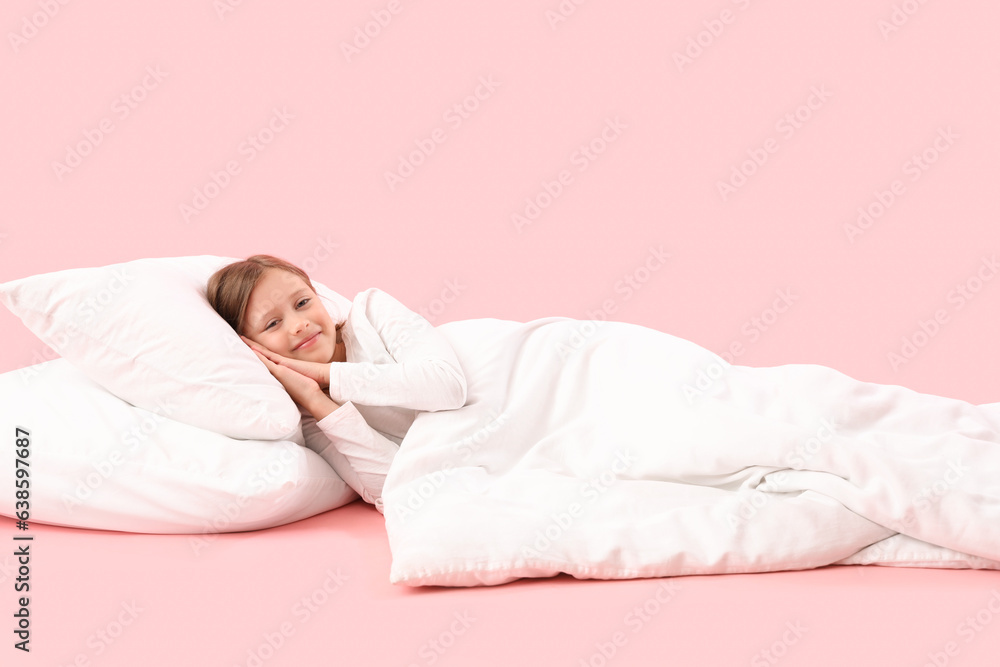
(0, 255), (370, 533)
(0, 255), (465, 534)
(381, 316), (1000, 587)
(0, 255), (354, 440)
(0, 357), (357, 534)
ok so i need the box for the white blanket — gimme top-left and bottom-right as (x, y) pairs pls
(381, 316), (1000, 587)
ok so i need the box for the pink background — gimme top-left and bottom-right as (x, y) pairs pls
(2, 0), (999, 665)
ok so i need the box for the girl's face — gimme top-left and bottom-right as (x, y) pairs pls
(242, 268), (337, 362)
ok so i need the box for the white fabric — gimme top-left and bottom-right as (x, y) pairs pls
(328, 288), (468, 415)
(313, 402), (399, 514)
(302, 288), (468, 513)
(0, 255), (354, 440)
(0, 255), (466, 529)
(0, 358), (357, 534)
(381, 316), (1000, 587)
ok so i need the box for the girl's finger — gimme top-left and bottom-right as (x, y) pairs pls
(253, 349), (276, 368)
(249, 342), (281, 364)
(256, 351), (300, 379)
(241, 335), (267, 355)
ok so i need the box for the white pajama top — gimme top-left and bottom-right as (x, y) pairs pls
(298, 288), (468, 513)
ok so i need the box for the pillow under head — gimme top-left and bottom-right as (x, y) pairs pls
(0, 255), (353, 440)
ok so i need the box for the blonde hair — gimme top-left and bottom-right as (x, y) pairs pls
(207, 254), (319, 336)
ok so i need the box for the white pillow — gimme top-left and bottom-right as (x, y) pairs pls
(0, 358), (358, 535)
(0, 255), (354, 440)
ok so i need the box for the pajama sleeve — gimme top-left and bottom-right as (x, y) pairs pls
(304, 401), (400, 514)
(311, 288), (467, 513)
(327, 288), (468, 411)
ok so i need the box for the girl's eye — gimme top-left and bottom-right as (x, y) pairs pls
(263, 298), (310, 330)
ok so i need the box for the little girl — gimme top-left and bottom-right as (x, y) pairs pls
(206, 254), (468, 512)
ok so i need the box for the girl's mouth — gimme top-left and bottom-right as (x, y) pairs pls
(295, 331), (321, 350)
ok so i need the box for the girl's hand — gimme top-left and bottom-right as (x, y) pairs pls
(240, 335), (331, 389)
(249, 348), (323, 408)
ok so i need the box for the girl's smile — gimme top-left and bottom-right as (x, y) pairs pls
(242, 268), (338, 362)
(295, 331), (321, 350)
